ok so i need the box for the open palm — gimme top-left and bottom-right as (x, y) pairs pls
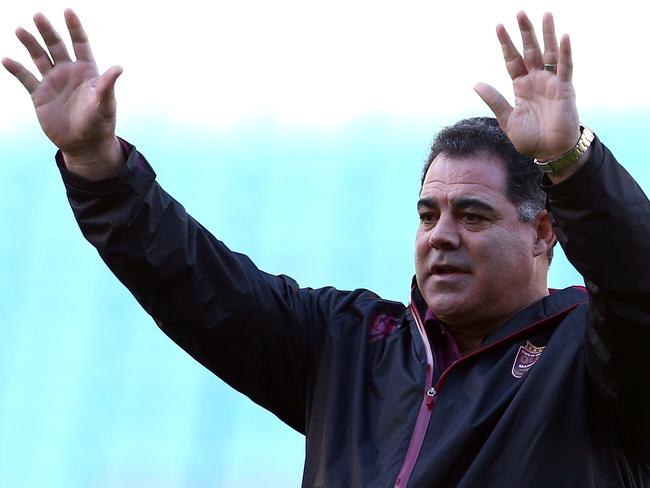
(32, 59), (117, 154)
(3, 9), (123, 174)
(475, 12), (580, 161)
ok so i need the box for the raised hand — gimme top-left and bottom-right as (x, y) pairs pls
(474, 12), (581, 162)
(2, 9), (125, 180)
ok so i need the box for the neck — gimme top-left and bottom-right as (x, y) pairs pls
(445, 288), (549, 355)
(448, 328), (492, 356)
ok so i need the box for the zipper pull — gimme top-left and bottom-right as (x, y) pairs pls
(425, 387), (437, 408)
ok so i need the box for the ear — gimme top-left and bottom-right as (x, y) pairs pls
(532, 210), (556, 258)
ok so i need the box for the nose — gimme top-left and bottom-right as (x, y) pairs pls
(428, 216), (461, 250)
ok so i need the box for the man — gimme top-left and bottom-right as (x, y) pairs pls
(4, 9), (649, 487)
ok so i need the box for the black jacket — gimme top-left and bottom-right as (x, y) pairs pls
(58, 136), (650, 487)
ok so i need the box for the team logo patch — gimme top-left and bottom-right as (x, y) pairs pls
(511, 341), (545, 378)
(369, 314), (400, 343)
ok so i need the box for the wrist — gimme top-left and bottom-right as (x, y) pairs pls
(534, 126), (594, 177)
(532, 127), (581, 162)
(545, 145), (593, 184)
(62, 136), (126, 181)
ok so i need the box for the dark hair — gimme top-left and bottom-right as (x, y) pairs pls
(421, 117), (555, 262)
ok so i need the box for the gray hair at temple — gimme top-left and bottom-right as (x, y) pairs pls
(421, 117), (555, 261)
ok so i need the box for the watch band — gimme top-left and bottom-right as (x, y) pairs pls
(534, 126), (595, 174)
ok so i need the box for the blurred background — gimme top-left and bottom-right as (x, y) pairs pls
(1, 1), (649, 486)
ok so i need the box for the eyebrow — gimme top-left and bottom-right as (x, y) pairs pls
(417, 196), (496, 213)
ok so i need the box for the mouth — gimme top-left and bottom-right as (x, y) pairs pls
(430, 264), (469, 275)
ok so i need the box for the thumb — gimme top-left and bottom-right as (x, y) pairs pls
(96, 65), (123, 111)
(474, 82), (512, 124)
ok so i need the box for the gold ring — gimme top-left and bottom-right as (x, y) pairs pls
(544, 63), (558, 74)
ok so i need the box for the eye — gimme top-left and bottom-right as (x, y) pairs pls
(461, 213), (487, 225)
(419, 212), (437, 226)
(461, 213), (486, 225)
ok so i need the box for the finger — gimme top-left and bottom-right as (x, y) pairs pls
(517, 11), (543, 70)
(557, 34), (573, 82)
(541, 12), (559, 65)
(96, 65), (123, 114)
(474, 82), (513, 124)
(33, 12), (72, 65)
(15, 27), (53, 76)
(64, 8), (94, 63)
(497, 24), (527, 80)
(2, 57), (40, 94)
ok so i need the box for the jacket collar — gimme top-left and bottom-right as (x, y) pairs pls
(479, 286), (588, 346)
(409, 277), (588, 345)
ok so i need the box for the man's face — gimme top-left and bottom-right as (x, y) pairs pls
(415, 152), (545, 329)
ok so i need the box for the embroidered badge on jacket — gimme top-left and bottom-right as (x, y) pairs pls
(511, 340), (546, 378)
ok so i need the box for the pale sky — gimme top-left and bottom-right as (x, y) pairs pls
(1, 0), (648, 132)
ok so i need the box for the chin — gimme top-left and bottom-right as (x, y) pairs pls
(425, 296), (470, 323)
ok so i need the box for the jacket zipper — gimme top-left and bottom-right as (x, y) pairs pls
(393, 299), (584, 487)
(393, 302), (434, 488)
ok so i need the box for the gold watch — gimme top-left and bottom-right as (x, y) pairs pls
(534, 126), (595, 174)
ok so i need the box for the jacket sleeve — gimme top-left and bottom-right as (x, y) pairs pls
(544, 136), (650, 461)
(57, 141), (347, 434)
